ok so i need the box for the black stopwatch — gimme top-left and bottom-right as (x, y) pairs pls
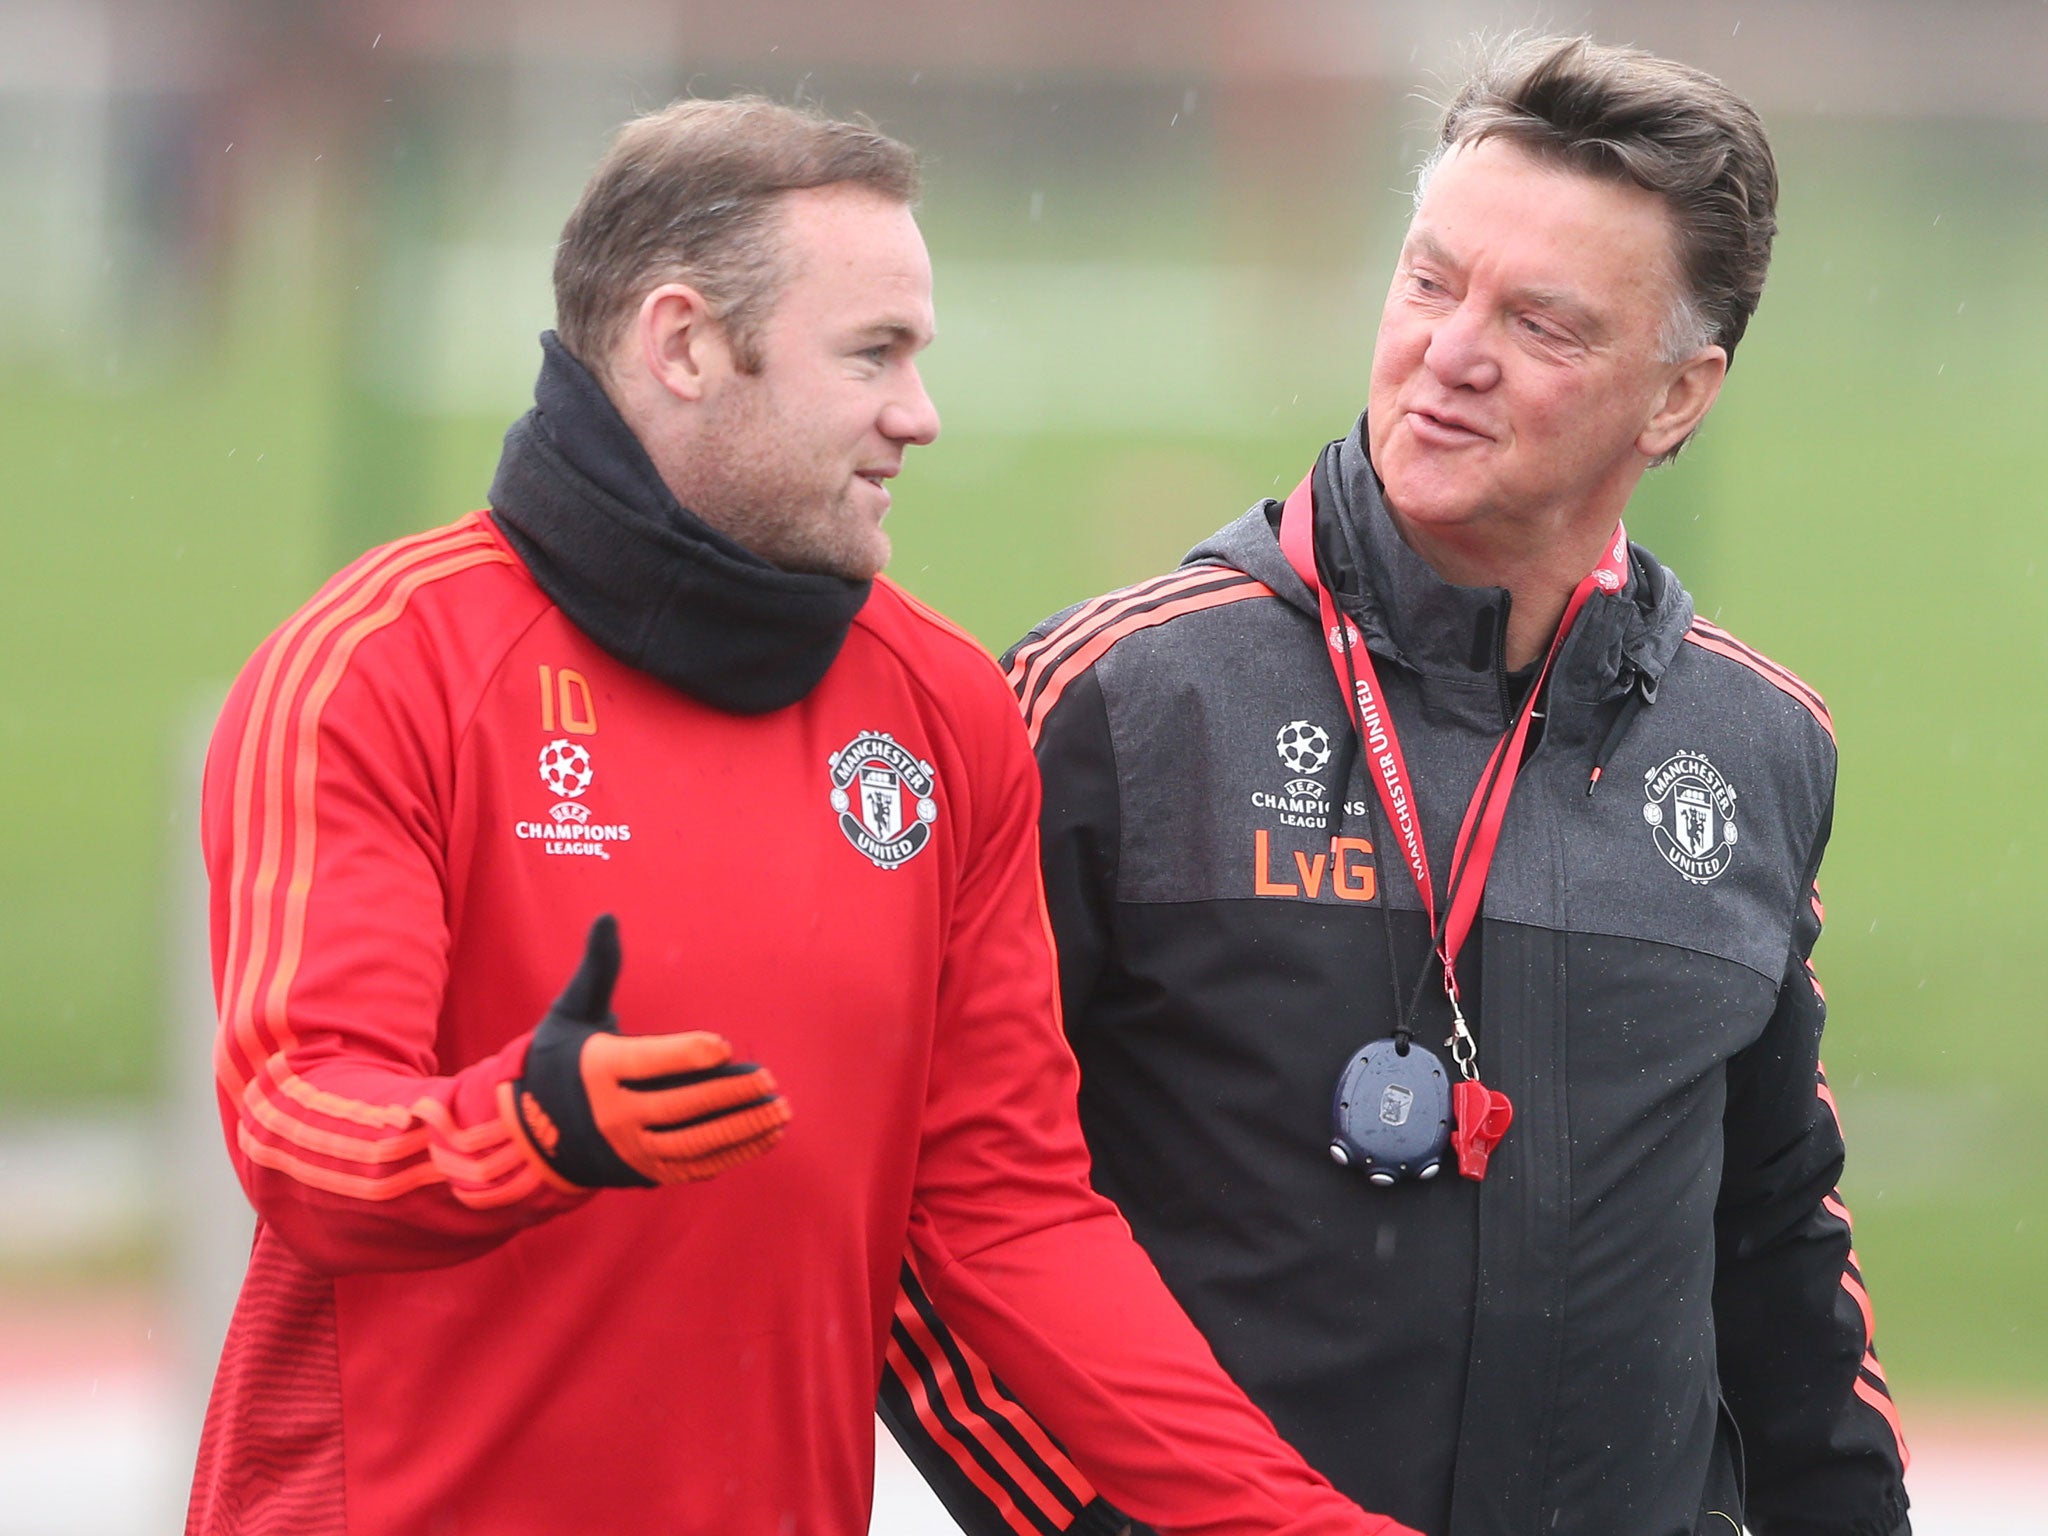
(1329, 1037), (1452, 1186)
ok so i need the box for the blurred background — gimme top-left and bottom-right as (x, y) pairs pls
(3, 0), (2045, 1530)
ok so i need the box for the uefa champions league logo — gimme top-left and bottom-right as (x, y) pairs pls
(517, 738), (629, 860)
(1275, 719), (1333, 777)
(1251, 719), (1345, 831)
(538, 738), (594, 799)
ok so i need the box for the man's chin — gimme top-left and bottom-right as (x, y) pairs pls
(780, 532), (890, 583)
(1377, 468), (1483, 534)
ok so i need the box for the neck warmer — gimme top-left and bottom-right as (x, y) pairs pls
(488, 331), (871, 715)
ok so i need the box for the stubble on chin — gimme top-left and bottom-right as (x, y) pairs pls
(774, 503), (890, 581)
(665, 391), (888, 581)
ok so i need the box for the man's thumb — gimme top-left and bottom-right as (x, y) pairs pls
(553, 914), (622, 1025)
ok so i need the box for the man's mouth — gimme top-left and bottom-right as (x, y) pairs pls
(855, 470), (895, 511)
(1408, 408), (1490, 443)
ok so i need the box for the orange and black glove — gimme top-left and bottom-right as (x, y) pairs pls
(504, 914), (792, 1189)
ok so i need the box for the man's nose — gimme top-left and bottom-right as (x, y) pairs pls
(883, 364), (941, 446)
(1421, 304), (1502, 392)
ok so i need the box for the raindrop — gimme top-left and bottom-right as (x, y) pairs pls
(1732, 20), (1741, 34)
(372, 32), (381, 48)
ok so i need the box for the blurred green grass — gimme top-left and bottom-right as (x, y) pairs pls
(3, 113), (2042, 1401)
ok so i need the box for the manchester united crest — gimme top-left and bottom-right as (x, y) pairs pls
(829, 731), (939, 870)
(1642, 750), (1739, 885)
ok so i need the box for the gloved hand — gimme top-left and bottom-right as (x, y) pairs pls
(503, 914), (791, 1188)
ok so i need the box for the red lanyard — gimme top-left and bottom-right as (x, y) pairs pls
(1279, 472), (1626, 1174)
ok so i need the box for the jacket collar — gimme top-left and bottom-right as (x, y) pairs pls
(1188, 413), (1693, 705)
(488, 331), (871, 715)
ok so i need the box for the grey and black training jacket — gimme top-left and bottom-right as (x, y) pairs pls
(881, 419), (1910, 1536)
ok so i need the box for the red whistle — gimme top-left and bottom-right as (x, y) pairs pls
(1452, 1080), (1514, 1180)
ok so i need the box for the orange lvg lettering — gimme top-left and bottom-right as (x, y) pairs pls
(1254, 829), (1376, 902)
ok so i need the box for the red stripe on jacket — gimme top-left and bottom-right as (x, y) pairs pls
(214, 519), (536, 1210)
(1682, 621), (1835, 740)
(1020, 575), (1275, 746)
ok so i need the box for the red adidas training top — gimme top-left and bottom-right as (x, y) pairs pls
(188, 512), (1392, 1536)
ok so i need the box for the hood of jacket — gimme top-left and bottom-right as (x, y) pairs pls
(1185, 413), (1694, 706)
(487, 330), (872, 715)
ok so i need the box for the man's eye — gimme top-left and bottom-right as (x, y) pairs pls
(859, 345), (890, 365)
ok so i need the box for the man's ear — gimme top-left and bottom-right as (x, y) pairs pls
(1639, 345), (1728, 461)
(629, 282), (735, 404)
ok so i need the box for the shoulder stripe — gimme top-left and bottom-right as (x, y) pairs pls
(214, 519), (537, 1209)
(1007, 565), (1228, 696)
(1020, 576), (1276, 747)
(1687, 618), (1835, 741)
(1689, 618), (1828, 714)
(1006, 565), (1243, 708)
(1683, 625), (1834, 740)
(219, 521), (493, 1065)
(225, 527), (506, 1078)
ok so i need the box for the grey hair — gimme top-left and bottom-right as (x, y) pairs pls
(1420, 35), (1779, 459)
(1412, 144), (1717, 367)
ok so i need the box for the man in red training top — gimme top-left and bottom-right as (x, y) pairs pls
(187, 96), (1418, 1536)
